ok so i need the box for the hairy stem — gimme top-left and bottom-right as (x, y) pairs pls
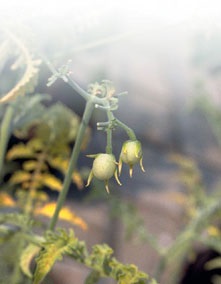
(49, 99), (94, 230)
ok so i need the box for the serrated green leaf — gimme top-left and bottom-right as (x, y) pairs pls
(33, 229), (77, 284)
(7, 143), (34, 160)
(84, 244), (150, 284)
(20, 243), (40, 278)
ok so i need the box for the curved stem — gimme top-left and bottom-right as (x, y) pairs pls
(49, 99), (94, 230)
(43, 56), (108, 106)
(115, 118), (136, 140)
(66, 76), (90, 101)
(0, 105), (14, 179)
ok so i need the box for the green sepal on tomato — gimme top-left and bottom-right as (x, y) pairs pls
(86, 153), (121, 193)
(119, 140), (145, 177)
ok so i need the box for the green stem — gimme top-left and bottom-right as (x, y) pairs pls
(105, 110), (113, 154)
(106, 129), (112, 154)
(0, 105), (14, 178)
(154, 256), (166, 282)
(67, 76), (90, 101)
(43, 56), (108, 107)
(115, 118), (136, 140)
(49, 99), (94, 230)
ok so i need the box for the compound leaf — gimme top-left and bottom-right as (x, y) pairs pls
(20, 243), (40, 278)
(33, 229), (77, 284)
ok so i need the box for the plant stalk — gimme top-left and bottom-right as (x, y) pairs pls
(0, 105), (14, 178)
(49, 99), (94, 230)
(115, 118), (136, 140)
(105, 109), (113, 154)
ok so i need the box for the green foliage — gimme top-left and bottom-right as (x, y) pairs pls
(84, 244), (148, 284)
(33, 229), (77, 284)
(0, 213), (32, 229)
(0, 29), (41, 103)
(7, 101), (89, 197)
(20, 244), (40, 278)
(31, 229), (152, 284)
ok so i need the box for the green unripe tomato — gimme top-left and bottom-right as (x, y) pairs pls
(92, 153), (116, 180)
(119, 140), (145, 177)
(120, 140), (142, 165)
(86, 153), (121, 194)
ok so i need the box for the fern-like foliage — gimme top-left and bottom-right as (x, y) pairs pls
(170, 153), (206, 214)
(3, 102), (89, 229)
(0, 212), (33, 244)
(33, 229), (78, 284)
(84, 244), (149, 284)
(20, 243), (41, 278)
(0, 29), (41, 103)
(31, 228), (155, 284)
(7, 102), (89, 192)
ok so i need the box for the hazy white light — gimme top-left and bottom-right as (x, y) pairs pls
(0, 0), (219, 19)
(1, 0), (221, 32)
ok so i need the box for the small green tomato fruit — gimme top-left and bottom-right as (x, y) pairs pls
(119, 140), (145, 177)
(86, 153), (121, 194)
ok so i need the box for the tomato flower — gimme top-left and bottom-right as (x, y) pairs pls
(119, 140), (145, 177)
(86, 153), (121, 193)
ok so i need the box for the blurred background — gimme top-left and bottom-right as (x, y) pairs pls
(1, 0), (221, 282)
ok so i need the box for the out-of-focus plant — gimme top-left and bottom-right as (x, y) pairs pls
(131, 93), (221, 283)
(96, 110), (221, 283)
